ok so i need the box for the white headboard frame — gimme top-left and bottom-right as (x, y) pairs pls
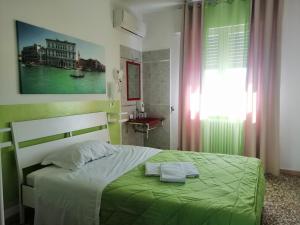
(11, 112), (110, 185)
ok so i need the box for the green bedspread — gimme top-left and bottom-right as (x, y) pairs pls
(100, 150), (265, 225)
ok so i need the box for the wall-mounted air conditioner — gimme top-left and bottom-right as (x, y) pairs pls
(113, 9), (146, 38)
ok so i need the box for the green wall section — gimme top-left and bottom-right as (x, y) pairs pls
(0, 100), (121, 208)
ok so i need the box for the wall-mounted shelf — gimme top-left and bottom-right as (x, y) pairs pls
(108, 118), (129, 123)
(0, 128), (11, 133)
(0, 142), (12, 148)
(107, 112), (128, 124)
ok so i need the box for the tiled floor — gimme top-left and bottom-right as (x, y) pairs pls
(6, 174), (300, 225)
(262, 174), (300, 225)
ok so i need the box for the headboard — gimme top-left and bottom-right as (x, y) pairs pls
(11, 112), (110, 185)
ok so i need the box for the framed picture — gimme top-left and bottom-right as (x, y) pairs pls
(16, 21), (106, 94)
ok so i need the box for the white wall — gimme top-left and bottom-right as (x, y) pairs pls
(280, 0), (300, 171)
(0, 0), (142, 105)
(142, 8), (182, 51)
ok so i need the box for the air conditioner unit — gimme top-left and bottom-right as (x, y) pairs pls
(113, 9), (146, 38)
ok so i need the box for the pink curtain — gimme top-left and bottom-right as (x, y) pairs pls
(179, 2), (202, 151)
(245, 0), (283, 175)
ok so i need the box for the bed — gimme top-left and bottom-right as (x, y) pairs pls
(11, 112), (265, 225)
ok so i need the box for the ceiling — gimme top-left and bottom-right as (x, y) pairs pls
(112, 0), (184, 16)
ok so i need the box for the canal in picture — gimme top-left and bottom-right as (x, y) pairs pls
(20, 65), (106, 94)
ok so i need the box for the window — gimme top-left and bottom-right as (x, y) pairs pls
(201, 24), (249, 121)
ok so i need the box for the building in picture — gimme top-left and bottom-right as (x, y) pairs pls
(45, 39), (76, 69)
(19, 38), (106, 72)
(21, 44), (46, 64)
(77, 55), (106, 72)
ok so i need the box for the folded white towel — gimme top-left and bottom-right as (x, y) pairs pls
(145, 162), (199, 178)
(145, 162), (161, 176)
(160, 163), (186, 183)
(180, 162), (199, 178)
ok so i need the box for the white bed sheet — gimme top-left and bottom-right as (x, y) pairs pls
(33, 145), (160, 225)
(27, 166), (62, 187)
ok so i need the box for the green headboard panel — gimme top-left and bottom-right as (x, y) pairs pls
(0, 100), (120, 208)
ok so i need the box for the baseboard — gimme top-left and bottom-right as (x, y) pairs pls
(5, 205), (19, 219)
(280, 169), (300, 177)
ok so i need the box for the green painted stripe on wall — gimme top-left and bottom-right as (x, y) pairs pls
(0, 100), (121, 208)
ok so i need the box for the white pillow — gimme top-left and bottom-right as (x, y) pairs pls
(42, 140), (116, 170)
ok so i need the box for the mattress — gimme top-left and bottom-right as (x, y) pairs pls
(29, 147), (265, 225)
(100, 150), (265, 225)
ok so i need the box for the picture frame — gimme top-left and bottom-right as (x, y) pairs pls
(16, 21), (106, 94)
